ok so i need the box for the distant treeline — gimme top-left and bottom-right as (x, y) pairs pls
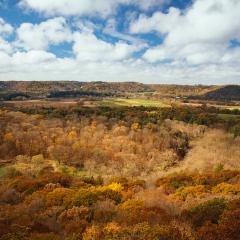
(47, 91), (114, 98)
(10, 104), (239, 137)
(0, 91), (116, 100)
(0, 92), (31, 101)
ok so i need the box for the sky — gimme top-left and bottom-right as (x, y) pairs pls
(0, 0), (240, 85)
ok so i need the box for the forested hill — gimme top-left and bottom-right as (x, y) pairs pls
(148, 84), (215, 97)
(0, 81), (153, 100)
(0, 81), (239, 101)
(0, 81), (152, 94)
(196, 85), (240, 101)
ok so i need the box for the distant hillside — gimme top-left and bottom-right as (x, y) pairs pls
(0, 81), (82, 93)
(148, 84), (215, 97)
(0, 81), (153, 100)
(0, 81), (239, 101)
(80, 82), (152, 93)
(148, 84), (240, 101)
(0, 81), (152, 93)
(192, 85), (240, 101)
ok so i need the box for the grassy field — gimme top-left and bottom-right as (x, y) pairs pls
(226, 106), (240, 110)
(0, 167), (5, 178)
(218, 113), (240, 120)
(95, 98), (170, 107)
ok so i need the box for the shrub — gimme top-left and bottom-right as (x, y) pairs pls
(128, 179), (146, 189)
(81, 176), (103, 186)
(82, 222), (187, 240)
(27, 233), (60, 240)
(39, 172), (72, 187)
(4, 167), (23, 179)
(100, 189), (122, 204)
(119, 199), (144, 212)
(63, 220), (88, 235)
(93, 200), (117, 223)
(156, 173), (194, 191)
(184, 198), (227, 228)
(197, 209), (240, 240)
(46, 188), (75, 207)
(109, 177), (128, 187)
(73, 189), (99, 207)
(175, 185), (207, 200)
(212, 183), (240, 195)
(10, 177), (42, 194)
(32, 154), (44, 164)
(58, 206), (91, 223)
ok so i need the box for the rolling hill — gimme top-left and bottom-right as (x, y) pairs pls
(197, 85), (240, 101)
(0, 81), (239, 101)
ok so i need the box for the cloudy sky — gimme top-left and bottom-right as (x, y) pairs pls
(0, 0), (240, 84)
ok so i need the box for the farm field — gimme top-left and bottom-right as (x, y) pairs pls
(4, 98), (171, 108)
(95, 98), (170, 107)
(218, 113), (240, 120)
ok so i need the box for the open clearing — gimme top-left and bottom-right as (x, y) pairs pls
(218, 113), (240, 120)
(5, 98), (169, 108)
(95, 98), (170, 107)
(4, 98), (239, 110)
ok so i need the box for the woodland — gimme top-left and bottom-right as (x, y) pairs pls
(0, 101), (240, 240)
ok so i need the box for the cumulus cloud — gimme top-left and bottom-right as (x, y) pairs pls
(0, 0), (239, 84)
(0, 51), (11, 68)
(130, 7), (180, 34)
(19, 0), (168, 17)
(16, 17), (72, 50)
(130, 0), (240, 64)
(0, 18), (13, 36)
(73, 31), (142, 62)
(12, 50), (56, 65)
(0, 38), (13, 54)
(0, 52), (240, 85)
(0, 18), (14, 54)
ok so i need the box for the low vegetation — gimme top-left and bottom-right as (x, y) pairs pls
(0, 82), (240, 239)
(95, 98), (170, 107)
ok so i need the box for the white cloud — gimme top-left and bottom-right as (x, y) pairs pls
(16, 17), (72, 50)
(0, 52), (240, 85)
(144, 42), (230, 64)
(73, 31), (142, 62)
(131, 0), (240, 65)
(0, 18), (14, 54)
(19, 0), (124, 17)
(130, 7), (180, 34)
(0, 18), (13, 36)
(12, 50), (56, 65)
(0, 51), (11, 68)
(0, 50), (57, 75)
(103, 18), (148, 47)
(165, 0), (240, 46)
(19, 0), (168, 17)
(131, 0), (240, 44)
(0, 0), (239, 85)
(0, 38), (13, 54)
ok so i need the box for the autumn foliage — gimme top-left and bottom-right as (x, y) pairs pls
(0, 105), (239, 240)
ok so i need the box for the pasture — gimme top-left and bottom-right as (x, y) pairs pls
(95, 98), (170, 107)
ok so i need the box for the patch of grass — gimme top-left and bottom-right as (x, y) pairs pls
(226, 106), (240, 110)
(0, 167), (6, 177)
(96, 98), (170, 108)
(218, 114), (240, 120)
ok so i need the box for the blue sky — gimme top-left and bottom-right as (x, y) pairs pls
(0, 0), (239, 84)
